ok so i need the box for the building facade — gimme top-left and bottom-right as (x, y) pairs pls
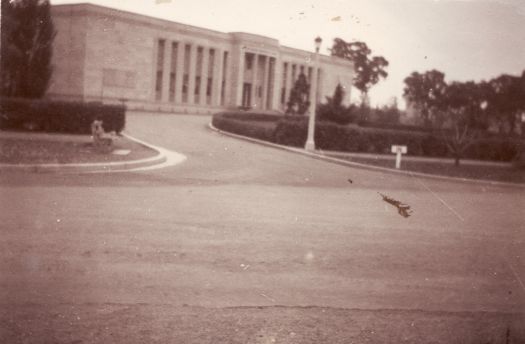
(48, 4), (354, 114)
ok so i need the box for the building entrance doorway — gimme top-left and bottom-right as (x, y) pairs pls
(242, 83), (252, 108)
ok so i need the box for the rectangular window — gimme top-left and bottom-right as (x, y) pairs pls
(207, 49), (215, 104)
(208, 49), (215, 76)
(169, 42), (178, 102)
(245, 53), (253, 70)
(207, 77), (212, 97)
(182, 74), (189, 103)
(184, 44), (191, 73)
(195, 76), (201, 95)
(195, 47), (204, 103)
(183, 44), (191, 103)
(221, 51), (228, 106)
(282, 62), (288, 105)
(155, 39), (165, 101)
(155, 71), (163, 95)
(169, 73), (175, 102)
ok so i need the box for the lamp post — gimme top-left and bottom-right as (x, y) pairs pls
(305, 36), (322, 151)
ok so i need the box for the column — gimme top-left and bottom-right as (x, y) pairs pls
(187, 44), (197, 104)
(212, 48), (224, 106)
(199, 47), (210, 106)
(271, 57), (282, 110)
(250, 54), (259, 108)
(174, 41), (185, 104)
(222, 51), (231, 106)
(261, 56), (270, 110)
(233, 48), (245, 107)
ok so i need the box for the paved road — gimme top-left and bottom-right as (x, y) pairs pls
(1, 113), (524, 343)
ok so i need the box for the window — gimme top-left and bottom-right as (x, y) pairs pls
(195, 76), (200, 95)
(182, 74), (189, 103)
(169, 73), (175, 102)
(246, 53), (254, 70)
(155, 39), (165, 100)
(207, 77), (212, 97)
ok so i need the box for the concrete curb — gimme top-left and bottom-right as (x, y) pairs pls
(208, 123), (525, 189)
(0, 133), (169, 173)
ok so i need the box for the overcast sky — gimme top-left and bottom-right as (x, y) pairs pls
(51, 0), (525, 108)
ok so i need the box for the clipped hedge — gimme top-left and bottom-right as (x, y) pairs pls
(273, 117), (522, 161)
(212, 112), (278, 142)
(0, 97), (126, 134)
(212, 112), (522, 162)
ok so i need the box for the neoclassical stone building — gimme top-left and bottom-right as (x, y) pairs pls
(48, 3), (354, 113)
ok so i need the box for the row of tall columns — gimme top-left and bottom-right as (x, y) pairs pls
(157, 40), (226, 107)
(246, 53), (275, 110)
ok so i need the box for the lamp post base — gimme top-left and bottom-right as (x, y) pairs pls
(304, 139), (316, 151)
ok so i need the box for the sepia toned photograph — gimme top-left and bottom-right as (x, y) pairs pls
(1, 0), (524, 343)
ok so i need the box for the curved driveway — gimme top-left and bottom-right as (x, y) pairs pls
(1, 113), (524, 343)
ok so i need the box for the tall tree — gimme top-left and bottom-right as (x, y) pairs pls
(1, 0), (56, 98)
(440, 81), (489, 166)
(317, 83), (355, 124)
(286, 73), (310, 115)
(486, 73), (524, 135)
(330, 38), (388, 106)
(403, 70), (447, 128)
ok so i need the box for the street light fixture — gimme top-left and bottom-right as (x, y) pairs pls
(305, 37), (322, 151)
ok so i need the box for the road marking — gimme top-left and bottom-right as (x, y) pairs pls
(260, 293), (276, 302)
(411, 174), (465, 222)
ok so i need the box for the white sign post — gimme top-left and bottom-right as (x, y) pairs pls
(391, 145), (407, 169)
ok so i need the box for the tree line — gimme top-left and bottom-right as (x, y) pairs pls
(403, 69), (525, 135)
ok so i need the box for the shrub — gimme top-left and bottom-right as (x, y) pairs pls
(212, 112), (278, 142)
(274, 116), (307, 147)
(286, 73), (310, 115)
(0, 98), (126, 134)
(316, 84), (356, 125)
(212, 112), (523, 162)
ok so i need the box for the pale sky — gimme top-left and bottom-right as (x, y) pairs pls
(51, 0), (525, 108)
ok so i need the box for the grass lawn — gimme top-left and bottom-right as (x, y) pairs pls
(0, 135), (158, 164)
(336, 155), (525, 184)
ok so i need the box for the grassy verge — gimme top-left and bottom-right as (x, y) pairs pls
(335, 155), (525, 184)
(0, 135), (158, 164)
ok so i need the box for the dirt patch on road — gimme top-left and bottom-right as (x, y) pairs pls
(2, 304), (523, 344)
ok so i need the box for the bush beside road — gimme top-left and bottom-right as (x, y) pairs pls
(212, 112), (525, 183)
(0, 98), (126, 134)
